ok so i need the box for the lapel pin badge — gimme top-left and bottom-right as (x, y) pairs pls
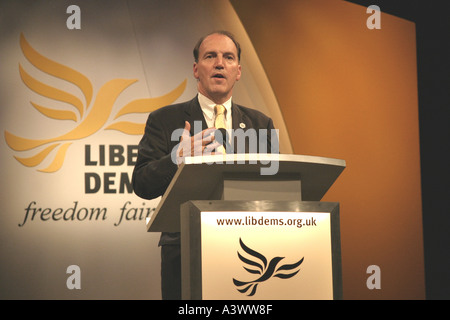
(239, 122), (246, 129)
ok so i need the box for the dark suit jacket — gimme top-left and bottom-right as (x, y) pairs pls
(132, 95), (275, 245)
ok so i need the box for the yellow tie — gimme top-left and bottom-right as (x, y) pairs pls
(214, 105), (226, 129)
(214, 105), (227, 154)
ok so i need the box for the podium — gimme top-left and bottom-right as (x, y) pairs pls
(146, 154), (346, 300)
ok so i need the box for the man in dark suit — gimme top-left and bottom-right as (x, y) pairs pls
(132, 30), (276, 299)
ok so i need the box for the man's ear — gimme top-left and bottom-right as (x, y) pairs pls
(193, 62), (199, 80)
(236, 64), (242, 81)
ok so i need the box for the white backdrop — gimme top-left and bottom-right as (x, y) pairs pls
(0, 0), (290, 299)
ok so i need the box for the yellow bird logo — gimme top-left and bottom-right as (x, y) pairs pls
(4, 33), (186, 173)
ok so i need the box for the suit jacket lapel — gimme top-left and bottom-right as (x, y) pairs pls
(231, 102), (248, 130)
(184, 95), (208, 136)
(231, 102), (251, 153)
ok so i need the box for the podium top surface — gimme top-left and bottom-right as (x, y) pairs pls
(146, 154), (346, 232)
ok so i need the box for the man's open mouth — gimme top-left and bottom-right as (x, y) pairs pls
(212, 73), (225, 79)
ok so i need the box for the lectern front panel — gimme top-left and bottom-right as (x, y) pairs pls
(180, 201), (342, 300)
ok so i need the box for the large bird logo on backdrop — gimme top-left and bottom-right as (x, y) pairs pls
(4, 33), (186, 173)
(233, 238), (304, 296)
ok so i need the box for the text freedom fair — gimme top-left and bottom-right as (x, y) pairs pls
(18, 201), (155, 227)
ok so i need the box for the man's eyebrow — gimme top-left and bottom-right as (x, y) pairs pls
(203, 51), (217, 57)
(223, 51), (236, 57)
(202, 50), (236, 57)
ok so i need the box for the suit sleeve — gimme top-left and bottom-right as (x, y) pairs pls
(132, 112), (178, 200)
(266, 117), (279, 153)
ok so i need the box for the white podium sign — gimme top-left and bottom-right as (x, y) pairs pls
(201, 211), (333, 300)
(181, 201), (342, 300)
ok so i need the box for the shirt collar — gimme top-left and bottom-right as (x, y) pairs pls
(197, 93), (232, 122)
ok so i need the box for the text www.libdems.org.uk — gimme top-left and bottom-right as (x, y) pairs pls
(216, 216), (317, 228)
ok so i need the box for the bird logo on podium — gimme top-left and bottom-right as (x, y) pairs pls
(233, 238), (304, 296)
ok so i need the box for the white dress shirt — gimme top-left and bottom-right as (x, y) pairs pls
(197, 93), (232, 130)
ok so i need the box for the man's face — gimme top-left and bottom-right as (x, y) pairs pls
(193, 33), (242, 104)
